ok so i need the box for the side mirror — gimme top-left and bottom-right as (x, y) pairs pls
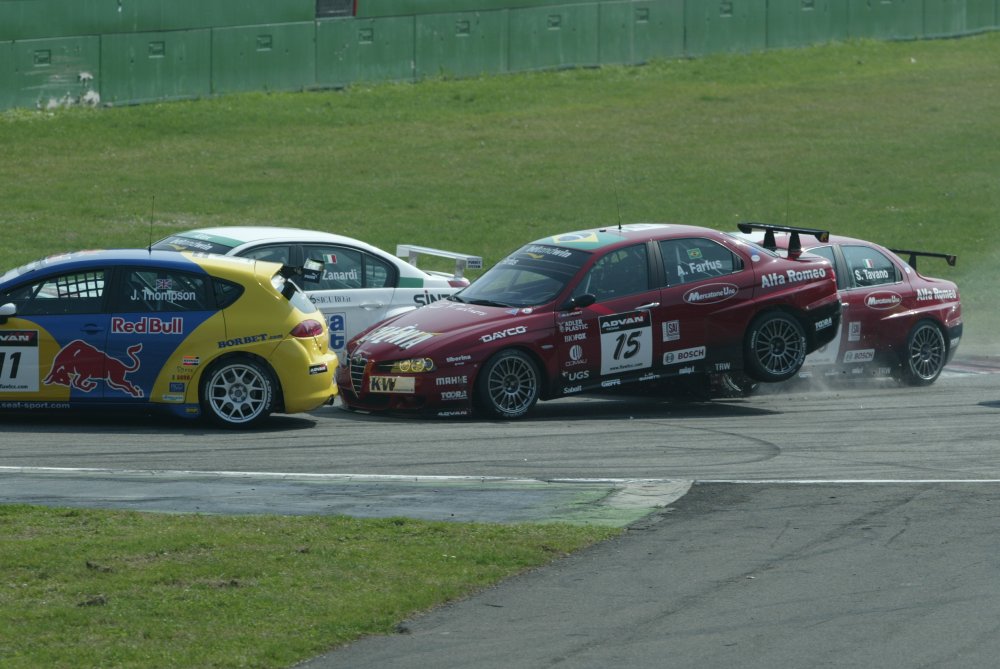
(0, 302), (16, 324)
(560, 294), (596, 311)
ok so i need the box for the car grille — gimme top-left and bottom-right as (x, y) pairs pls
(350, 355), (367, 392)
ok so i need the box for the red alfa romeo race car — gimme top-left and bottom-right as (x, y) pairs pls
(336, 223), (841, 418)
(734, 222), (962, 386)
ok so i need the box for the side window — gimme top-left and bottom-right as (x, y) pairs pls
(842, 245), (899, 288)
(660, 238), (742, 286)
(580, 245), (649, 303)
(240, 245), (292, 265)
(804, 246), (845, 289)
(364, 255), (393, 288)
(303, 245), (363, 290)
(302, 245), (396, 290)
(3, 270), (106, 315)
(118, 268), (211, 312)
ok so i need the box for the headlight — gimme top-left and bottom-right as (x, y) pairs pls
(379, 358), (436, 374)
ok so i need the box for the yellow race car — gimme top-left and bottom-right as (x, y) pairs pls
(0, 249), (337, 428)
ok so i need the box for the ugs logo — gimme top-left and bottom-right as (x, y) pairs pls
(563, 370), (590, 381)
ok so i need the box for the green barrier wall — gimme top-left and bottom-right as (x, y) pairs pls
(414, 11), (509, 79)
(0, 0), (997, 110)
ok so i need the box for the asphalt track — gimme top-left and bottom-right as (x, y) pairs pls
(2, 355), (1000, 667)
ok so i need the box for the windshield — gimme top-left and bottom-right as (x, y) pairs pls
(453, 243), (592, 308)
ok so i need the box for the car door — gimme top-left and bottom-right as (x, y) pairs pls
(837, 244), (906, 365)
(106, 266), (221, 402)
(295, 243), (398, 361)
(656, 237), (756, 375)
(0, 267), (111, 402)
(556, 243), (662, 391)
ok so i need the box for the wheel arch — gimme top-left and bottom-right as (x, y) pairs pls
(198, 351), (285, 412)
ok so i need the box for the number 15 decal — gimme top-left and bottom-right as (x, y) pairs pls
(599, 310), (652, 375)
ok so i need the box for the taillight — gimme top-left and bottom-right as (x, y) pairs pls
(290, 319), (324, 338)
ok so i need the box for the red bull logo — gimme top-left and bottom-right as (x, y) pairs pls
(43, 340), (144, 398)
(111, 316), (183, 335)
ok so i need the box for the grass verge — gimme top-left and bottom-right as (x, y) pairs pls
(0, 505), (618, 668)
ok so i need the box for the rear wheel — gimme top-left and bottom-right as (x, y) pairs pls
(200, 357), (276, 428)
(475, 350), (540, 419)
(744, 312), (806, 383)
(898, 320), (947, 386)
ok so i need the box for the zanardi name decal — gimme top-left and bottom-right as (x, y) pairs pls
(760, 267), (828, 288)
(683, 283), (738, 305)
(865, 292), (903, 310)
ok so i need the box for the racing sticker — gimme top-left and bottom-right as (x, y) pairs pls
(0, 330), (40, 393)
(599, 310), (652, 375)
(368, 375), (415, 394)
(663, 346), (706, 366)
(328, 312), (346, 350)
(43, 340), (144, 398)
(864, 291), (903, 310)
(683, 283), (738, 305)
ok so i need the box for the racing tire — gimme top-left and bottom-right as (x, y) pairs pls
(744, 311), (807, 383)
(475, 349), (540, 420)
(200, 356), (276, 428)
(898, 320), (947, 386)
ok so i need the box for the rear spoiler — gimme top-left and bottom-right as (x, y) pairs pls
(889, 249), (957, 271)
(737, 222), (830, 255)
(396, 244), (483, 279)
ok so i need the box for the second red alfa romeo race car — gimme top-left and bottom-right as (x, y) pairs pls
(733, 222), (962, 386)
(337, 223), (841, 418)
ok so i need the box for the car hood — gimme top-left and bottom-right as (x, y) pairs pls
(351, 299), (544, 357)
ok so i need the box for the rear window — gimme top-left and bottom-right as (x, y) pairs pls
(270, 274), (318, 314)
(152, 235), (238, 255)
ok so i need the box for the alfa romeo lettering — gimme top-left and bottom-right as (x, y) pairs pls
(761, 267), (827, 288)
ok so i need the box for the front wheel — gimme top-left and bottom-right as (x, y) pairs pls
(200, 357), (276, 428)
(475, 350), (540, 419)
(898, 320), (947, 386)
(744, 311), (806, 383)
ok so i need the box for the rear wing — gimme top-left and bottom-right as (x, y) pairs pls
(396, 244), (483, 279)
(737, 222), (830, 255)
(889, 248), (957, 271)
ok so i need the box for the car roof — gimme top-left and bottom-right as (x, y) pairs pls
(529, 223), (720, 251)
(164, 226), (388, 254)
(0, 249), (273, 286)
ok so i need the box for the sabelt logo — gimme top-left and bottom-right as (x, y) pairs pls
(864, 292), (903, 310)
(683, 283), (738, 305)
